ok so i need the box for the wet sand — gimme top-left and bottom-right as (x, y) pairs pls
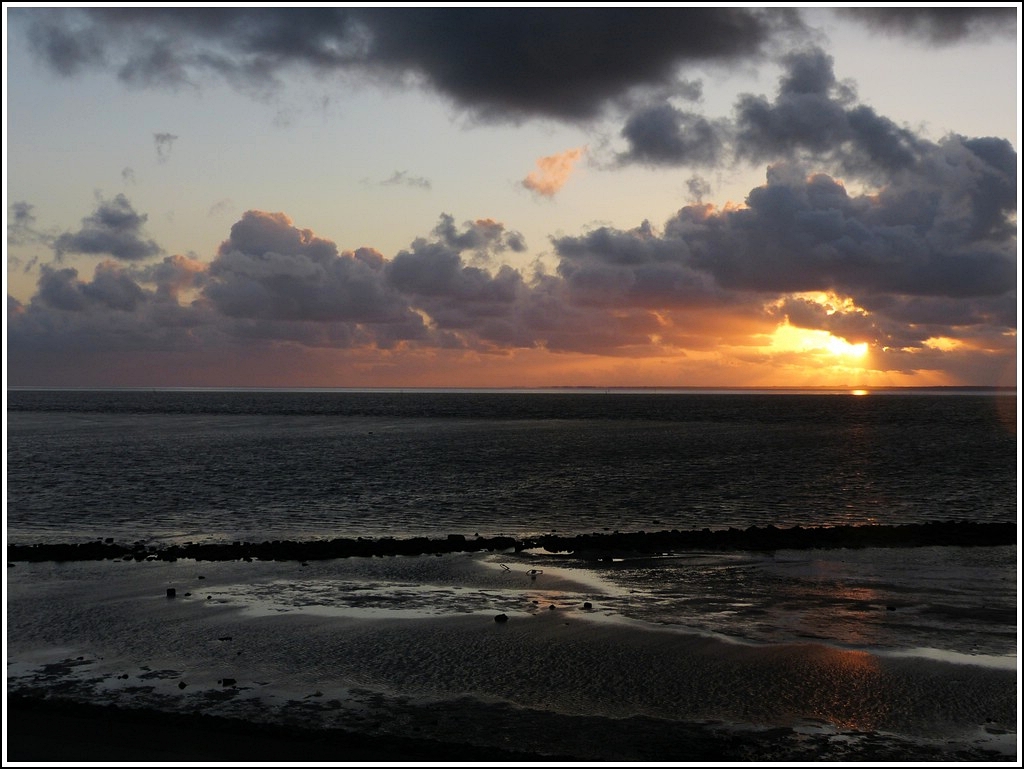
(5, 693), (564, 762)
(5, 553), (1018, 763)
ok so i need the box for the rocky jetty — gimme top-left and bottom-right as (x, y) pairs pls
(5, 520), (1015, 564)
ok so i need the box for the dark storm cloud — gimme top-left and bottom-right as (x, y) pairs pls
(53, 194), (162, 261)
(15, 7), (800, 121)
(734, 47), (927, 177)
(358, 7), (798, 120)
(837, 7), (1017, 44)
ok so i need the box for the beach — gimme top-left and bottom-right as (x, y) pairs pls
(5, 548), (1017, 763)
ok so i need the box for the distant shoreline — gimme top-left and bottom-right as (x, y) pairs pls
(5, 384), (1017, 394)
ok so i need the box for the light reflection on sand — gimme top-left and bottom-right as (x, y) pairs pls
(6, 551), (1017, 761)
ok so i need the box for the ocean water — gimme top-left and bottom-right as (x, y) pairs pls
(5, 389), (1019, 760)
(6, 388), (1017, 544)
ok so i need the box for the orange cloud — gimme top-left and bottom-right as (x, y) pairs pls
(522, 147), (586, 197)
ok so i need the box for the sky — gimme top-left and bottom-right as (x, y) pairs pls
(4, 5), (1020, 389)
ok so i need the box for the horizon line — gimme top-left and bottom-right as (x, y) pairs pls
(5, 384), (1017, 394)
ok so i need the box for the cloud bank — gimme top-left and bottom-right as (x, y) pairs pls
(7, 7), (1017, 386)
(9, 116), (1015, 384)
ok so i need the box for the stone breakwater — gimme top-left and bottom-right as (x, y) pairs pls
(6, 520), (1015, 563)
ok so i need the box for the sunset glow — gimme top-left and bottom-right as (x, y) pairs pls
(4, 7), (1017, 389)
(769, 324), (869, 363)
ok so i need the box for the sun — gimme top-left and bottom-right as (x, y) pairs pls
(825, 335), (869, 359)
(769, 323), (869, 362)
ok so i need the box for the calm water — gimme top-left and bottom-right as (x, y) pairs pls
(5, 389), (1018, 758)
(5, 389), (1017, 545)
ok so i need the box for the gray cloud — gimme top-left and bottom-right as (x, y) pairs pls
(614, 45), (937, 176)
(381, 170), (432, 190)
(429, 213), (526, 257)
(734, 47), (927, 177)
(8, 139), (1016, 381)
(53, 194), (163, 261)
(205, 210), (418, 326)
(836, 8), (1017, 44)
(618, 105), (728, 167)
(554, 132), (1016, 345)
(686, 176), (712, 204)
(8, 201), (45, 247)
(36, 262), (147, 313)
(658, 142), (1016, 298)
(14, 7), (801, 121)
(154, 132), (178, 162)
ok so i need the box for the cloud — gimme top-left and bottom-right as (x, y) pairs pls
(154, 132), (178, 162)
(205, 210), (419, 327)
(8, 145), (1016, 386)
(661, 141), (1016, 299)
(14, 7), (802, 121)
(429, 213), (527, 256)
(53, 194), (163, 261)
(522, 148), (587, 197)
(836, 7), (1017, 44)
(733, 46), (927, 178)
(36, 261), (147, 313)
(617, 105), (727, 167)
(685, 176), (712, 204)
(551, 130), (1016, 349)
(381, 170), (432, 190)
(8, 201), (44, 246)
(207, 198), (234, 217)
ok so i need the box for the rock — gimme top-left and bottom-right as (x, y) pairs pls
(583, 602), (593, 610)
(178, 681), (187, 689)
(219, 678), (236, 687)
(166, 588), (176, 598)
(494, 614), (509, 623)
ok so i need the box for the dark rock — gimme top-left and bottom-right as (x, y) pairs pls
(178, 681), (187, 689)
(583, 602), (593, 610)
(220, 678), (236, 687)
(494, 614), (508, 623)
(166, 588), (176, 598)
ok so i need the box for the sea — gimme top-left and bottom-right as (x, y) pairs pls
(4, 388), (1020, 761)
